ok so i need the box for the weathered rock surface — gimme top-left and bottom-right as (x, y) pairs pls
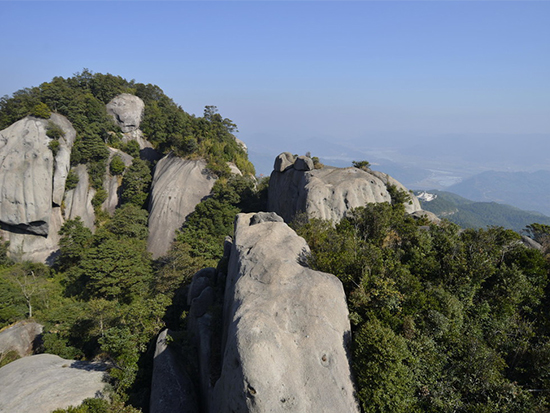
(0, 117), (53, 235)
(150, 329), (199, 413)
(268, 153), (422, 223)
(106, 93), (144, 133)
(147, 154), (216, 258)
(64, 164), (96, 231)
(0, 354), (108, 413)
(369, 170), (421, 214)
(102, 149), (133, 215)
(0, 321), (43, 359)
(211, 212), (359, 412)
(0, 115), (75, 262)
(521, 235), (543, 250)
(409, 209), (441, 224)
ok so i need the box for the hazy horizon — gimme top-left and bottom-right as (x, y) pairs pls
(1, 1), (549, 184)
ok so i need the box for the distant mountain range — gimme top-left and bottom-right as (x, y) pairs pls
(446, 170), (550, 216)
(417, 190), (550, 233)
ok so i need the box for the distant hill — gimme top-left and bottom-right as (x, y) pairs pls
(446, 170), (550, 216)
(416, 190), (550, 232)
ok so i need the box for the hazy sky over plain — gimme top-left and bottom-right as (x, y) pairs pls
(1, 1), (549, 165)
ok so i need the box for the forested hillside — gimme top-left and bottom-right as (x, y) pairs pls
(417, 190), (550, 232)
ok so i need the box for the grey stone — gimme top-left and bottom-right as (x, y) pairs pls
(294, 155), (314, 171)
(0, 354), (108, 413)
(0, 117), (54, 235)
(268, 155), (423, 223)
(147, 154), (216, 259)
(273, 152), (295, 172)
(369, 170), (422, 214)
(409, 210), (441, 224)
(150, 330), (199, 413)
(50, 114), (77, 207)
(63, 164), (96, 231)
(0, 115), (74, 263)
(187, 267), (216, 306)
(102, 148), (133, 215)
(249, 212), (284, 226)
(0, 321), (43, 359)
(211, 213), (359, 413)
(106, 94), (144, 133)
(521, 235), (543, 250)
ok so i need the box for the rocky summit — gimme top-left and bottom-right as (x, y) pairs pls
(268, 152), (422, 223)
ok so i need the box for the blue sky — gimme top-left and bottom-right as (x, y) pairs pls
(1, 1), (549, 174)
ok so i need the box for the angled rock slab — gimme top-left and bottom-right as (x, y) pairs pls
(147, 154), (216, 259)
(0, 321), (43, 359)
(0, 354), (108, 413)
(212, 212), (359, 413)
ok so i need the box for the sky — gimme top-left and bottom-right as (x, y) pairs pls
(1, 1), (549, 176)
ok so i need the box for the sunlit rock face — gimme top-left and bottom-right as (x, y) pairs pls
(106, 93), (144, 133)
(147, 154), (216, 259)
(0, 354), (108, 413)
(268, 152), (422, 223)
(211, 212), (359, 413)
(0, 114), (75, 263)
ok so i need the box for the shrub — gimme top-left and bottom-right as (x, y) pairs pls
(122, 140), (140, 158)
(109, 155), (126, 175)
(31, 102), (51, 119)
(46, 121), (64, 139)
(65, 170), (79, 191)
(48, 139), (60, 156)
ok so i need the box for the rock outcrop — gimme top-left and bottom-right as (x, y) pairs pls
(102, 149), (133, 215)
(150, 329), (199, 413)
(107, 94), (160, 161)
(147, 154), (216, 258)
(268, 153), (422, 223)
(209, 212), (359, 412)
(106, 93), (144, 133)
(0, 354), (108, 413)
(0, 115), (75, 262)
(63, 164), (96, 231)
(0, 321), (43, 359)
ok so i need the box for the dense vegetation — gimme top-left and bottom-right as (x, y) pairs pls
(294, 200), (550, 412)
(419, 190), (550, 232)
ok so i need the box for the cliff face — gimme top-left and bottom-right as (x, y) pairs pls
(162, 212), (359, 412)
(268, 152), (422, 223)
(0, 114), (75, 262)
(147, 154), (217, 259)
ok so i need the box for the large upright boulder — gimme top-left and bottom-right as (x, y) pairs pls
(268, 153), (422, 223)
(0, 354), (108, 413)
(211, 212), (359, 412)
(63, 164), (96, 231)
(106, 93), (144, 133)
(0, 115), (75, 262)
(147, 154), (216, 258)
(0, 321), (43, 359)
(107, 94), (160, 162)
